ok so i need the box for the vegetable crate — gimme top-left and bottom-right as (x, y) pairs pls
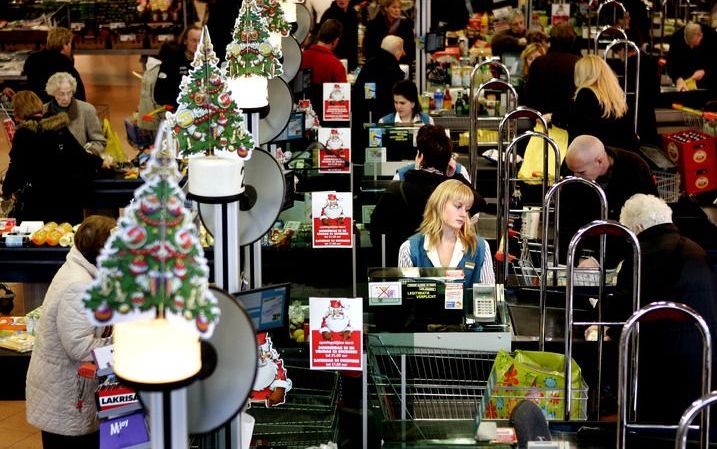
(247, 366), (340, 448)
(367, 335), (497, 441)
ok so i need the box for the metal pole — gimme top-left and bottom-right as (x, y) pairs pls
(149, 392), (164, 449)
(362, 352), (368, 449)
(170, 389), (189, 449)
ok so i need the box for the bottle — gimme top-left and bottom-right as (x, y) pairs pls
(434, 88), (444, 113)
(454, 93), (465, 116)
(443, 85), (452, 111)
(480, 13), (490, 36)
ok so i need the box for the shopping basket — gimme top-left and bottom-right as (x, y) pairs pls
(367, 334), (497, 440)
(248, 366), (340, 448)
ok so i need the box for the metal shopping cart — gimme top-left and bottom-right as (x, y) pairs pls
(248, 366), (340, 448)
(367, 334), (497, 441)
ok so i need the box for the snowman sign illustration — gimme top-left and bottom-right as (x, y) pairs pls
(250, 332), (292, 407)
(320, 299), (353, 341)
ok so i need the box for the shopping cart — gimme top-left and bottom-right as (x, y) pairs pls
(248, 366), (340, 448)
(367, 334), (496, 441)
(673, 103), (717, 137)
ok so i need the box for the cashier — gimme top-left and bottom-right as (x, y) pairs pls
(666, 22), (717, 92)
(378, 80), (434, 125)
(398, 180), (494, 287)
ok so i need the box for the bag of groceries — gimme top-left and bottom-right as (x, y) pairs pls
(517, 125), (568, 185)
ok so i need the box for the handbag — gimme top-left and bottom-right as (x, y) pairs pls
(517, 125), (568, 185)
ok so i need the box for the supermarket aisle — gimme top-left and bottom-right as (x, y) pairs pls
(0, 401), (41, 449)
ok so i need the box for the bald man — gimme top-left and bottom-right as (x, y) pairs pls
(558, 135), (657, 264)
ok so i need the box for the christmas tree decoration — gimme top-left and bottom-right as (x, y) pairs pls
(279, 0), (298, 23)
(255, 0), (291, 50)
(170, 26), (254, 160)
(83, 126), (220, 385)
(225, 0), (284, 109)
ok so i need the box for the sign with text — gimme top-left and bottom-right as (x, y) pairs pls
(100, 411), (149, 449)
(323, 82), (351, 122)
(368, 281), (402, 306)
(317, 127), (351, 173)
(309, 297), (363, 371)
(312, 191), (353, 248)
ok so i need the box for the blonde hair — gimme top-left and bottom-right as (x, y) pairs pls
(520, 43), (545, 78)
(46, 27), (74, 51)
(574, 55), (627, 119)
(46, 72), (77, 97)
(418, 180), (477, 255)
(12, 91), (44, 121)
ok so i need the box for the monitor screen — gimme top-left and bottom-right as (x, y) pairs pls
(425, 30), (446, 53)
(274, 111), (306, 143)
(233, 283), (290, 332)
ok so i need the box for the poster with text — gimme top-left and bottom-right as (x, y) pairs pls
(318, 127), (351, 173)
(323, 82), (351, 122)
(309, 297), (363, 371)
(312, 191), (353, 248)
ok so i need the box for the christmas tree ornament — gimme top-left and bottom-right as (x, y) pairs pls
(83, 125), (220, 388)
(279, 0), (298, 23)
(255, 0), (291, 50)
(169, 26), (253, 159)
(225, 0), (283, 109)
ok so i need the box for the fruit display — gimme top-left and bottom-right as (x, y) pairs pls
(29, 222), (78, 247)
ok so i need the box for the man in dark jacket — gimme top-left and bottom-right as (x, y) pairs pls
(22, 27), (86, 103)
(667, 22), (717, 92)
(606, 193), (717, 424)
(319, 0), (359, 72)
(154, 26), (201, 109)
(370, 125), (484, 266)
(490, 10), (527, 57)
(352, 35), (406, 163)
(558, 135), (657, 265)
(524, 22), (579, 124)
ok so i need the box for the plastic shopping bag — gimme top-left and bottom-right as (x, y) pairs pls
(517, 125), (568, 185)
(103, 118), (128, 163)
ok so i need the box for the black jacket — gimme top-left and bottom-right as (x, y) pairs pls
(609, 223), (717, 424)
(566, 88), (639, 151)
(667, 25), (717, 90)
(370, 169), (484, 266)
(524, 48), (580, 121)
(153, 47), (192, 109)
(319, 2), (359, 72)
(3, 113), (101, 224)
(490, 29), (526, 57)
(557, 147), (657, 265)
(353, 48), (405, 125)
(362, 12), (415, 65)
(22, 50), (86, 103)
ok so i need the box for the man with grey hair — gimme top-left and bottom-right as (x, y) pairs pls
(490, 10), (527, 57)
(667, 21), (716, 92)
(605, 193), (717, 424)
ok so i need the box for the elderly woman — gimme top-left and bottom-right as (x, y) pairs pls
(45, 72), (106, 157)
(26, 215), (116, 449)
(2, 91), (101, 224)
(363, 0), (415, 65)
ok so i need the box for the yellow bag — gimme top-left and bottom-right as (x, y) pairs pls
(103, 118), (128, 163)
(517, 125), (568, 185)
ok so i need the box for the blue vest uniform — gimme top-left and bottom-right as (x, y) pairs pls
(407, 233), (487, 287)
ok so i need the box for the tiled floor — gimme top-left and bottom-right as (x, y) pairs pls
(0, 401), (41, 449)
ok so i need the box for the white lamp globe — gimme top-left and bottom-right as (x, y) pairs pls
(227, 75), (269, 109)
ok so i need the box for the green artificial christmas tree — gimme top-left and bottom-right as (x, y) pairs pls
(171, 26), (254, 159)
(225, 0), (284, 79)
(255, 0), (291, 39)
(83, 128), (220, 337)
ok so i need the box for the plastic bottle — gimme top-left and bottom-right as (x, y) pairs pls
(480, 13), (490, 36)
(434, 88), (444, 113)
(454, 93), (465, 116)
(443, 85), (452, 111)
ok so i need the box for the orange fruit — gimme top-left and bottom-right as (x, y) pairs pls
(44, 222), (58, 230)
(46, 230), (63, 246)
(59, 222), (73, 234)
(31, 230), (47, 246)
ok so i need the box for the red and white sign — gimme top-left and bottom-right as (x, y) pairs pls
(323, 82), (351, 122)
(98, 384), (138, 412)
(318, 127), (351, 173)
(551, 4), (570, 25)
(309, 297), (362, 371)
(312, 191), (353, 248)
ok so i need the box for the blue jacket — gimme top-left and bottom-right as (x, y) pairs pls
(407, 233), (487, 287)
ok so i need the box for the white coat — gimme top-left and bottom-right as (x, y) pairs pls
(25, 246), (110, 436)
